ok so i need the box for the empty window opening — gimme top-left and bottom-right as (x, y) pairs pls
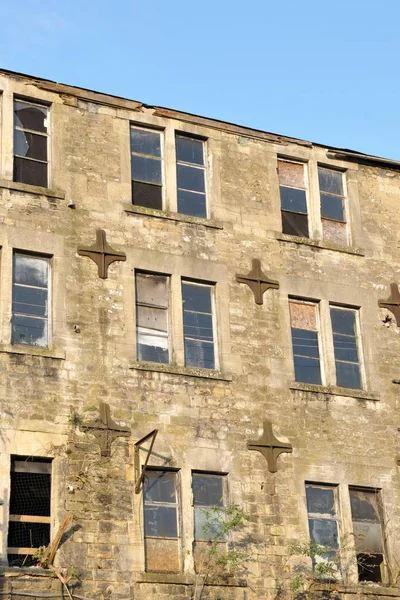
(279, 160), (309, 238)
(143, 469), (180, 572)
(7, 457), (52, 567)
(350, 488), (385, 583)
(131, 126), (163, 210)
(14, 99), (48, 188)
(306, 484), (339, 571)
(318, 167), (347, 244)
(176, 135), (207, 218)
(330, 306), (362, 389)
(12, 253), (50, 348)
(135, 272), (170, 364)
(182, 281), (215, 370)
(290, 300), (322, 385)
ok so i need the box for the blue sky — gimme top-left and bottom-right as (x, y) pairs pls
(1, 0), (399, 159)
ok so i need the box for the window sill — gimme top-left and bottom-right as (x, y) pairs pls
(0, 566), (53, 577)
(276, 233), (365, 256)
(136, 572), (246, 587)
(289, 381), (378, 401)
(0, 179), (65, 200)
(124, 204), (223, 229)
(130, 361), (232, 381)
(0, 344), (66, 360)
(313, 582), (397, 596)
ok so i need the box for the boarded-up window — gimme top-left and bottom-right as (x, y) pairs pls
(182, 281), (215, 370)
(135, 273), (169, 364)
(131, 126), (163, 209)
(12, 253), (50, 348)
(176, 135), (207, 218)
(318, 167), (347, 244)
(7, 457), (52, 567)
(290, 300), (322, 385)
(143, 470), (180, 572)
(306, 484), (339, 565)
(279, 160), (309, 237)
(350, 488), (385, 582)
(14, 100), (48, 188)
(330, 306), (362, 390)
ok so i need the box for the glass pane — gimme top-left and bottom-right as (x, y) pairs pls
(330, 308), (356, 336)
(308, 518), (338, 550)
(282, 211), (309, 237)
(280, 186), (307, 213)
(132, 181), (162, 210)
(177, 189), (207, 218)
(291, 328), (320, 359)
(332, 333), (359, 363)
(193, 474), (224, 507)
(11, 316), (48, 347)
(14, 101), (47, 133)
(306, 486), (335, 516)
(144, 471), (176, 503)
(10, 472), (51, 515)
(353, 522), (383, 553)
(194, 507), (225, 541)
(318, 168), (343, 196)
(183, 311), (213, 342)
(182, 283), (212, 314)
(14, 130), (47, 162)
(137, 341), (169, 364)
(144, 505), (177, 538)
(130, 127), (161, 157)
(176, 137), (204, 166)
(321, 194), (345, 222)
(184, 339), (215, 370)
(177, 164), (205, 193)
(13, 286), (48, 317)
(131, 155), (162, 185)
(8, 522), (50, 549)
(294, 355), (322, 385)
(136, 273), (168, 308)
(335, 360), (361, 389)
(350, 490), (380, 521)
(14, 255), (48, 287)
(14, 157), (47, 187)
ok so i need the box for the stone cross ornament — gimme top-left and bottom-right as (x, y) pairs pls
(236, 259), (279, 305)
(82, 402), (130, 457)
(247, 420), (293, 473)
(379, 283), (400, 326)
(78, 229), (126, 279)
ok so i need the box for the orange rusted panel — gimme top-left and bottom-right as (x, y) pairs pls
(278, 160), (305, 188)
(145, 538), (179, 572)
(289, 300), (317, 331)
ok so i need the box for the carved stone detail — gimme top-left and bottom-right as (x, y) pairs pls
(247, 420), (292, 473)
(236, 259), (279, 305)
(78, 229), (126, 279)
(81, 402), (130, 457)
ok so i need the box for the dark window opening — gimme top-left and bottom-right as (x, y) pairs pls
(350, 488), (384, 583)
(131, 126), (163, 210)
(279, 160), (309, 238)
(13, 100), (48, 188)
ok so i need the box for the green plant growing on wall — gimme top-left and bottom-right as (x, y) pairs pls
(192, 503), (251, 600)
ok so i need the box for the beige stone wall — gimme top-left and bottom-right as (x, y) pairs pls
(0, 70), (399, 599)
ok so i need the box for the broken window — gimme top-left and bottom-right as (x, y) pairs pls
(350, 488), (385, 582)
(135, 272), (169, 364)
(131, 126), (163, 209)
(14, 99), (48, 188)
(279, 159), (309, 237)
(306, 484), (339, 566)
(176, 135), (207, 218)
(12, 253), (50, 348)
(7, 457), (52, 567)
(318, 167), (347, 244)
(330, 306), (362, 389)
(143, 470), (180, 572)
(290, 300), (322, 385)
(182, 281), (215, 370)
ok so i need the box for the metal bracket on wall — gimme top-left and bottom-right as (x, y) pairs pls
(134, 429), (158, 494)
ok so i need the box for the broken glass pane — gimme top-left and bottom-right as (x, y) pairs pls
(308, 518), (338, 550)
(144, 471), (176, 503)
(194, 508), (225, 541)
(14, 130), (47, 161)
(14, 157), (47, 187)
(357, 553), (383, 582)
(14, 102), (47, 133)
(14, 255), (48, 287)
(177, 164), (205, 193)
(8, 522), (50, 550)
(320, 194), (345, 222)
(144, 506), (177, 538)
(318, 168), (343, 196)
(280, 186), (307, 214)
(353, 522), (383, 553)
(130, 127), (161, 157)
(131, 155), (162, 185)
(306, 486), (335, 516)
(177, 189), (206, 218)
(350, 490), (380, 521)
(193, 474), (224, 507)
(176, 137), (204, 166)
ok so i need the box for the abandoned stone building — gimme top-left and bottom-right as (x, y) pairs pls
(0, 68), (400, 600)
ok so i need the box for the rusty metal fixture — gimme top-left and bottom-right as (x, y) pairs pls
(247, 420), (293, 473)
(78, 229), (126, 279)
(81, 402), (130, 457)
(134, 429), (158, 494)
(236, 259), (279, 305)
(378, 283), (400, 326)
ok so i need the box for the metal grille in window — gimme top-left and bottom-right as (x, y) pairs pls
(14, 100), (48, 188)
(330, 306), (362, 390)
(182, 281), (215, 370)
(7, 458), (52, 567)
(130, 126), (163, 210)
(279, 160), (309, 238)
(318, 167), (347, 244)
(290, 300), (322, 385)
(306, 484), (339, 571)
(136, 273), (170, 364)
(12, 253), (50, 348)
(176, 135), (207, 218)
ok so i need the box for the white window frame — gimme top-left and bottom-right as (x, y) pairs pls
(130, 123), (165, 211)
(175, 133), (208, 219)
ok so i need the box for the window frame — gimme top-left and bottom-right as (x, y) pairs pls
(175, 132), (208, 219)
(329, 304), (364, 391)
(289, 298), (325, 386)
(278, 158), (310, 238)
(318, 164), (349, 245)
(130, 123), (165, 211)
(191, 471), (227, 542)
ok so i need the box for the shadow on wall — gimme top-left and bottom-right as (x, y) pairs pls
(0, 487), (7, 593)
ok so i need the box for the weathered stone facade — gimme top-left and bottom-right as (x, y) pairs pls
(0, 69), (400, 600)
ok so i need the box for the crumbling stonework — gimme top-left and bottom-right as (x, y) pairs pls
(0, 69), (400, 600)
